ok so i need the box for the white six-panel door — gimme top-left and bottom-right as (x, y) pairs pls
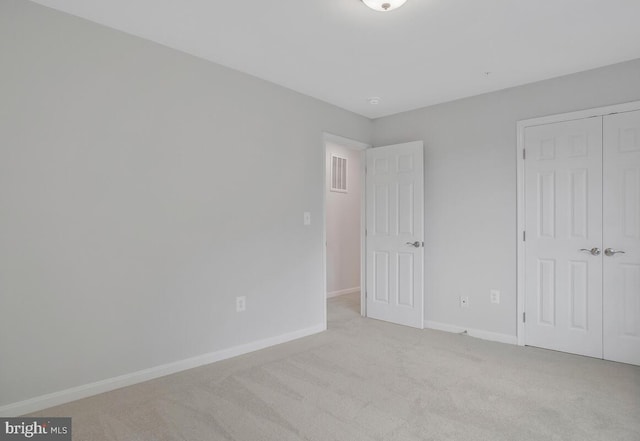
(524, 117), (604, 358)
(603, 110), (640, 365)
(523, 108), (640, 365)
(366, 141), (424, 328)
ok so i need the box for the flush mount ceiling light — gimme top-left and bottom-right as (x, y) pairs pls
(362, 0), (407, 12)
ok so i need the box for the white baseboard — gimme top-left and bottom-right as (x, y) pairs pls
(424, 320), (517, 345)
(0, 323), (326, 417)
(327, 286), (360, 298)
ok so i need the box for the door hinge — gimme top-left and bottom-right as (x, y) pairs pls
(523, 149), (526, 160)
(523, 312), (526, 323)
(523, 231), (526, 241)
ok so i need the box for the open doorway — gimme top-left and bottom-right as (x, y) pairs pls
(323, 134), (369, 322)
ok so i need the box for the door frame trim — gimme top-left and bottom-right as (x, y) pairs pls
(322, 132), (370, 321)
(516, 100), (640, 346)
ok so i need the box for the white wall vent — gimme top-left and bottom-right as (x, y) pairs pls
(330, 154), (348, 193)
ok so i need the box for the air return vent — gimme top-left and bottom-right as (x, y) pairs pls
(330, 154), (348, 193)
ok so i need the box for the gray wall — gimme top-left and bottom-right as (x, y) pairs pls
(325, 142), (361, 295)
(0, 0), (371, 407)
(373, 58), (640, 337)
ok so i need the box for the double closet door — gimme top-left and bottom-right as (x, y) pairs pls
(524, 109), (640, 365)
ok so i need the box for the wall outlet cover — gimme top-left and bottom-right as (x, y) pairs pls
(236, 296), (246, 312)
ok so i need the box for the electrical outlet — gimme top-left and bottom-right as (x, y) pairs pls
(490, 289), (500, 304)
(236, 296), (246, 312)
(460, 296), (469, 308)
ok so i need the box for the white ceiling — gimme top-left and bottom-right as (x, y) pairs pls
(31, 0), (640, 119)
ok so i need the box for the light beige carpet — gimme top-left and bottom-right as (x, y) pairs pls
(30, 293), (640, 440)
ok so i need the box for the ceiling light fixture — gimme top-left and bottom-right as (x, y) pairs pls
(362, 0), (407, 12)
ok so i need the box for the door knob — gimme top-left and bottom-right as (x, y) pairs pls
(604, 248), (626, 257)
(406, 241), (422, 248)
(579, 248), (601, 256)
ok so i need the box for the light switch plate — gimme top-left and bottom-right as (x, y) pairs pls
(303, 212), (311, 226)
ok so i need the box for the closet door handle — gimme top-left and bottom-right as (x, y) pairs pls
(604, 248), (625, 257)
(579, 248), (601, 256)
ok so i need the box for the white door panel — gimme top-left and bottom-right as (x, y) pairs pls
(524, 118), (603, 358)
(366, 141), (424, 328)
(523, 109), (640, 366)
(603, 110), (640, 365)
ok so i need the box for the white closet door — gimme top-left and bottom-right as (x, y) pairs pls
(603, 110), (640, 365)
(524, 117), (603, 358)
